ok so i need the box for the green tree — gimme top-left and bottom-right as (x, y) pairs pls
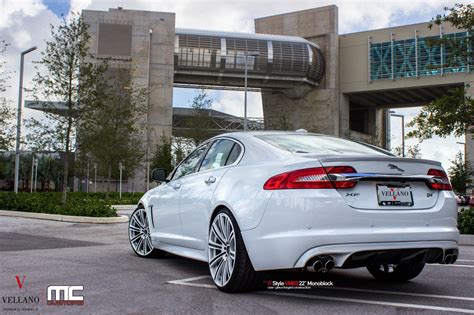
(77, 68), (147, 195)
(0, 153), (14, 189)
(407, 144), (422, 159)
(29, 13), (106, 203)
(392, 144), (421, 158)
(0, 40), (14, 151)
(36, 155), (63, 191)
(407, 4), (473, 140)
(172, 136), (195, 166)
(150, 134), (173, 175)
(449, 151), (471, 194)
(0, 102), (14, 151)
(185, 89), (214, 145)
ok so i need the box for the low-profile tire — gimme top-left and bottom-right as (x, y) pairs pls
(208, 208), (262, 292)
(128, 205), (166, 258)
(367, 259), (425, 281)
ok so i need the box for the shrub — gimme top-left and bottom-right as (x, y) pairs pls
(0, 192), (117, 217)
(458, 208), (474, 235)
(66, 192), (144, 205)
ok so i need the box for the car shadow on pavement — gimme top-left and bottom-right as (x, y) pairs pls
(152, 252), (436, 294)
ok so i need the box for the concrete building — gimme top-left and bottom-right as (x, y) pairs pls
(80, 6), (473, 191)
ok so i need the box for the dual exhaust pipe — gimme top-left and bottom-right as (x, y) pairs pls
(443, 253), (457, 264)
(306, 256), (335, 273)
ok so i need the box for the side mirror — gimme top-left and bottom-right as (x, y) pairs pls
(151, 168), (167, 182)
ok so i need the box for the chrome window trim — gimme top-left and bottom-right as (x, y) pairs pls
(196, 137), (245, 174)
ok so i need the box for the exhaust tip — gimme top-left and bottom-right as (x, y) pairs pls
(325, 259), (335, 271)
(444, 254), (453, 264)
(452, 255), (457, 264)
(313, 260), (323, 272)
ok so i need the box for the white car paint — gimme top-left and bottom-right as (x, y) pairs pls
(137, 131), (459, 271)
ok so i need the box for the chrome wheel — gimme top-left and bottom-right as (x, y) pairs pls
(208, 213), (236, 287)
(129, 208), (153, 256)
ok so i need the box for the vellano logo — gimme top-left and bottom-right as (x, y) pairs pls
(2, 276), (40, 312)
(47, 286), (84, 306)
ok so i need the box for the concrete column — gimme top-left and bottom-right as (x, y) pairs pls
(339, 93), (350, 138)
(255, 5), (340, 136)
(83, 8), (175, 192)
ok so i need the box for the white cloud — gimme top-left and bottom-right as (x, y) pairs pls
(1, 0), (60, 148)
(0, 0), (46, 29)
(10, 30), (32, 48)
(212, 90), (263, 118)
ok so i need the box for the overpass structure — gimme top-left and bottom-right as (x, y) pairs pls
(77, 6), (473, 191)
(174, 28), (325, 92)
(25, 101), (264, 136)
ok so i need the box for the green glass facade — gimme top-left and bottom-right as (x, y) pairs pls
(370, 32), (471, 81)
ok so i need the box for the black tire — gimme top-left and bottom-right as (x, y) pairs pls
(367, 260), (425, 281)
(208, 208), (262, 293)
(129, 205), (166, 258)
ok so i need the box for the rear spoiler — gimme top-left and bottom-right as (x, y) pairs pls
(329, 173), (443, 184)
(317, 156), (442, 167)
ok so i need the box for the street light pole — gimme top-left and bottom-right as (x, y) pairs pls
(243, 52), (259, 131)
(93, 163), (97, 193)
(30, 155), (34, 193)
(119, 162), (123, 199)
(14, 46), (37, 193)
(456, 141), (467, 165)
(390, 111), (405, 157)
(34, 158), (38, 192)
(86, 157), (90, 193)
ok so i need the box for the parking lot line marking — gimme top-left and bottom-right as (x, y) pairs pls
(168, 275), (474, 313)
(168, 275), (474, 303)
(260, 291), (474, 314)
(322, 286), (474, 302)
(457, 259), (474, 263)
(430, 264), (474, 268)
(167, 275), (214, 288)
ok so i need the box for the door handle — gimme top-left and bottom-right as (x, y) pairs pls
(204, 176), (216, 184)
(172, 183), (181, 190)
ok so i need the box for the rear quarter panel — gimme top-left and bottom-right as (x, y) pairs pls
(211, 158), (323, 231)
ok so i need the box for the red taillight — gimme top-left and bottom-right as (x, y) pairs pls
(263, 166), (356, 190)
(427, 169), (452, 191)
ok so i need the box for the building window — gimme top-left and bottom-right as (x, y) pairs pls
(370, 31), (471, 81)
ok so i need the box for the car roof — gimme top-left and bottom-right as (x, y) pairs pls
(214, 130), (325, 141)
(211, 131), (342, 146)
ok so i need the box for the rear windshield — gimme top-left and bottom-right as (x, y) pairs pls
(256, 134), (392, 156)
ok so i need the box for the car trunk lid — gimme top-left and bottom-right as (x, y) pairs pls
(315, 155), (444, 210)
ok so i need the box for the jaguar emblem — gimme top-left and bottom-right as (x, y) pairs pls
(388, 163), (404, 172)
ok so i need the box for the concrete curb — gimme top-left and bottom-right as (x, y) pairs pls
(0, 210), (129, 224)
(460, 234), (474, 246)
(112, 205), (136, 211)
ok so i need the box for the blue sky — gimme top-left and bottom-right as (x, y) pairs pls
(43, 0), (70, 17)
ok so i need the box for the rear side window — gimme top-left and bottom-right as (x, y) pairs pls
(200, 139), (235, 171)
(225, 143), (242, 165)
(257, 134), (392, 156)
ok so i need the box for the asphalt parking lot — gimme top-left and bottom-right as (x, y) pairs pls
(1, 216), (473, 315)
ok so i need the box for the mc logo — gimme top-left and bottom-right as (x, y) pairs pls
(47, 286), (84, 306)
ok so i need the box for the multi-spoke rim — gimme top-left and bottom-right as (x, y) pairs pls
(129, 208), (153, 256)
(208, 213), (236, 287)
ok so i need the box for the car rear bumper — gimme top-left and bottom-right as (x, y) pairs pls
(293, 240), (458, 269)
(241, 189), (459, 271)
(242, 227), (459, 271)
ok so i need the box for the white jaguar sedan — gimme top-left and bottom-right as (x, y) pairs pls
(128, 131), (459, 292)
